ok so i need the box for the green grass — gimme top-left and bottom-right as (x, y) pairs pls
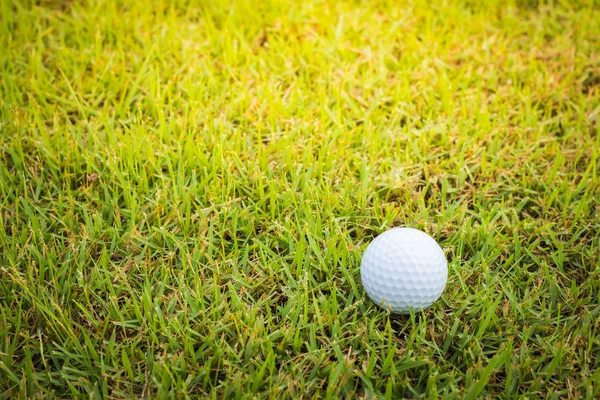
(1, 0), (599, 397)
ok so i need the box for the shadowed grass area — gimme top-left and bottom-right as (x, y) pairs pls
(1, 0), (599, 397)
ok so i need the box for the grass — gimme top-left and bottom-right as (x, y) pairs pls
(1, 0), (599, 397)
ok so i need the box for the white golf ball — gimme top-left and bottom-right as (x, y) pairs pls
(360, 227), (447, 313)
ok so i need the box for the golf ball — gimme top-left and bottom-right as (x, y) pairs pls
(360, 227), (447, 313)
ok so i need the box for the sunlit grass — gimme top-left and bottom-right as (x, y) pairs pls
(1, 0), (599, 397)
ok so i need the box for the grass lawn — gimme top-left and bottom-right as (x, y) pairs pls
(1, 0), (599, 397)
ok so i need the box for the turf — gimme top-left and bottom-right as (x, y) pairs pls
(1, 0), (599, 398)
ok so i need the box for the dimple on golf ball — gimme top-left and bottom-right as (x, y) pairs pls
(360, 227), (447, 313)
